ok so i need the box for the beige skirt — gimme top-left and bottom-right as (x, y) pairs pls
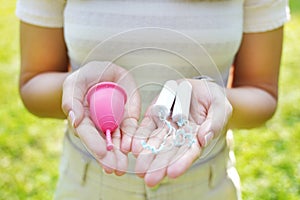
(54, 130), (241, 200)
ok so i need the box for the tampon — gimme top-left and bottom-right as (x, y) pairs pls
(172, 80), (192, 125)
(151, 80), (178, 119)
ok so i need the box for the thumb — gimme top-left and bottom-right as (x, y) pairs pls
(197, 93), (232, 147)
(61, 71), (85, 128)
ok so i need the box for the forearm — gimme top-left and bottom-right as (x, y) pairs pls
(20, 72), (69, 119)
(226, 86), (277, 129)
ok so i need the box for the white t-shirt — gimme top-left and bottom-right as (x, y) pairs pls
(16, 0), (290, 163)
(16, 0), (290, 108)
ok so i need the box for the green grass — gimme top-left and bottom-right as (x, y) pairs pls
(0, 2), (65, 199)
(0, 0), (299, 199)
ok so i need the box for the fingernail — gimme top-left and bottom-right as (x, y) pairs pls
(68, 110), (76, 127)
(204, 132), (214, 147)
(102, 168), (113, 175)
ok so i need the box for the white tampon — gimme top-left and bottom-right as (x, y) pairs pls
(151, 80), (178, 118)
(172, 80), (192, 125)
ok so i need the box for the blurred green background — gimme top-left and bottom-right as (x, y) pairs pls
(0, 0), (299, 199)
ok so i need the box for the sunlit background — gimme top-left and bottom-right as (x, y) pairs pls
(0, 0), (299, 199)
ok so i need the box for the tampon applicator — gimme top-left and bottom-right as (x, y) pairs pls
(151, 80), (178, 119)
(172, 80), (192, 126)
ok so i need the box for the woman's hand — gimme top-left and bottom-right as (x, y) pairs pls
(62, 61), (140, 175)
(132, 79), (232, 187)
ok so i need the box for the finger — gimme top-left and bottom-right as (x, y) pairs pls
(208, 94), (232, 133)
(113, 66), (141, 153)
(114, 150), (128, 176)
(131, 116), (156, 156)
(144, 142), (178, 187)
(197, 97), (232, 147)
(135, 128), (168, 177)
(120, 117), (138, 154)
(135, 151), (156, 178)
(62, 72), (86, 128)
(111, 128), (128, 176)
(76, 116), (116, 173)
(189, 93), (207, 126)
(167, 141), (202, 179)
(196, 119), (212, 147)
(100, 152), (117, 174)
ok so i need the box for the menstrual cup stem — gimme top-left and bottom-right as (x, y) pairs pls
(105, 129), (114, 151)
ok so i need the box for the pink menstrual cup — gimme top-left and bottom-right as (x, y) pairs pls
(86, 82), (127, 151)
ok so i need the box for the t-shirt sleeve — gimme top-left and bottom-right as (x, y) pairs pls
(16, 0), (66, 28)
(243, 0), (290, 33)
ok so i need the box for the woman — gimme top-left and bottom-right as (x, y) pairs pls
(16, 0), (290, 199)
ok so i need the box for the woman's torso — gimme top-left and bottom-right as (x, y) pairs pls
(64, 0), (244, 108)
(63, 0), (244, 160)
